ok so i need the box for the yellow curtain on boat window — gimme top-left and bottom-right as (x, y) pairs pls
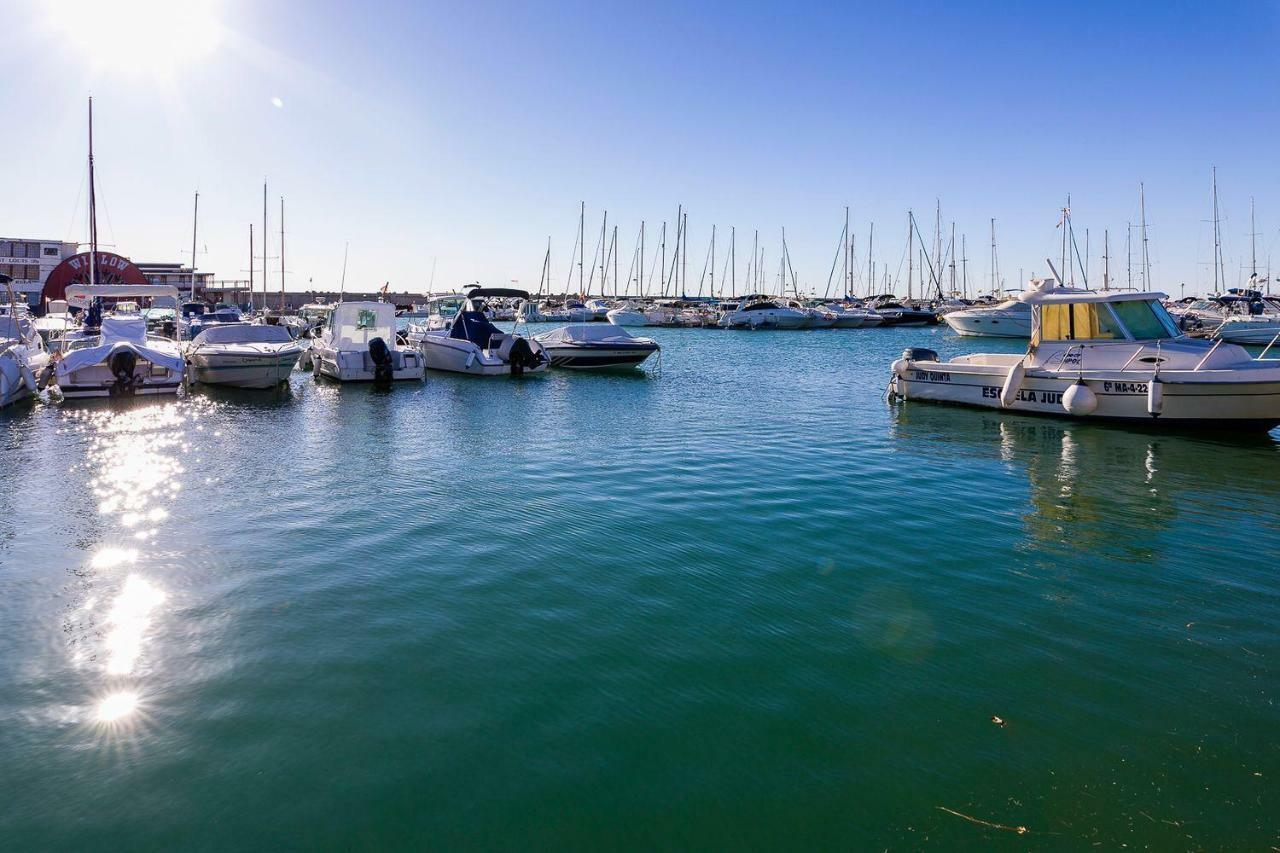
(1039, 303), (1118, 340)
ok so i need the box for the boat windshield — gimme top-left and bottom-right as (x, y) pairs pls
(1110, 299), (1180, 340)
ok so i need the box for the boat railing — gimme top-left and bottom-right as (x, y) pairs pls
(1258, 330), (1280, 361)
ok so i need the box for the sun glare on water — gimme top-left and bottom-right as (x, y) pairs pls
(47, 0), (223, 77)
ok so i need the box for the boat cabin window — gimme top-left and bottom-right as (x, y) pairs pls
(1109, 299), (1179, 340)
(1038, 302), (1123, 341)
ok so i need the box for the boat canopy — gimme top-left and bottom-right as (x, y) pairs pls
(192, 324), (293, 345)
(1017, 280), (1168, 305)
(449, 311), (503, 347)
(58, 316), (185, 374)
(325, 302), (396, 350)
(65, 284), (180, 308)
(536, 324), (648, 345)
(465, 287), (530, 300)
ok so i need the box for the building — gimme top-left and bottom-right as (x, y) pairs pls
(135, 262), (216, 298)
(0, 237), (80, 305)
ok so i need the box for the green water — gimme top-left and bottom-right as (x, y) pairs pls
(1, 325), (1276, 849)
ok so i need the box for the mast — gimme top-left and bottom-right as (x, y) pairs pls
(279, 196), (286, 311)
(960, 234), (968, 300)
(1140, 183), (1151, 289)
(190, 191), (200, 302)
(681, 210), (688, 296)
(659, 221), (666, 299)
(730, 226), (736, 298)
(1103, 229), (1110, 290)
(906, 212), (913, 300)
(338, 242), (349, 301)
(262, 182), (268, 310)
(867, 222), (874, 300)
(1212, 167), (1223, 294)
(710, 224), (716, 299)
(1126, 222), (1133, 290)
(948, 222), (956, 297)
(249, 224), (254, 310)
(639, 221), (645, 299)
(612, 225), (618, 300)
(578, 201), (585, 298)
(598, 210), (608, 297)
(1251, 196), (1258, 283)
(842, 207), (850, 298)
(88, 97), (98, 287)
(989, 218), (997, 298)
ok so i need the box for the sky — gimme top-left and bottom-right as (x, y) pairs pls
(3, 0), (1280, 299)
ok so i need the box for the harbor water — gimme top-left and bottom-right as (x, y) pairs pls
(1, 325), (1276, 848)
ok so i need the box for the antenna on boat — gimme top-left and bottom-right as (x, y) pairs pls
(1140, 183), (1151, 290)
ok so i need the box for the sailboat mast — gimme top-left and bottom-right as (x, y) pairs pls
(961, 234), (968, 300)
(639, 222), (645, 299)
(681, 211), (688, 297)
(88, 97), (97, 287)
(948, 222), (956, 296)
(906, 212), (913, 300)
(279, 197), (286, 311)
(262, 182), (268, 309)
(867, 223), (874, 300)
(339, 242), (349, 301)
(578, 201), (585, 298)
(190, 191), (200, 302)
(1103, 229), (1110, 290)
(1140, 183), (1151, 289)
(730, 226), (736, 298)
(249, 224), (254, 310)
(842, 207), (850, 298)
(710, 224), (716, 299)
(612, 225), (618, 300)
(599, 210), (608, 296)
(1251, 196), (1258, 281)
(989, 219), (996, 297)
(1212, 168), (1223, 293)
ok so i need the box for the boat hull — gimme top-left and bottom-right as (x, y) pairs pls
(890, 360), (1280, 428)
(541, 344), (657, 369)
(189, 351), (301, 389)
(943, 313), (1032, 338)
(419, 336), (548, 376)
(312, 347), (424, 382)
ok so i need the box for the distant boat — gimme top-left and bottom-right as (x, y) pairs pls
(943, 298), (1032, 338)
(534, 324), (659, 369)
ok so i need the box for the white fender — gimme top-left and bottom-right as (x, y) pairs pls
(1062, 379), (1098, 416)
(1147, 377), (1164, 416)
(464, 351), (475, 370)
(999, 362), (1026, 408)
(21, 363), (37, 393)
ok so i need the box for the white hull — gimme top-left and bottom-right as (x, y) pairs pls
(0, 350), (47, 407)
(312, 347), (424, 382)
(943, 311), (1032, 338)
(189, 351), (301, 389)
(419, 334), (547, 376)
(606, 309), (649, 326)
(891, 357), (1280, 427)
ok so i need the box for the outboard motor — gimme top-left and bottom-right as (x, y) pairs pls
(506, 338), (542, 377)
(368, 336), (394, 383)
(108, 349), (139, 396)
(902, 347), (939, 363)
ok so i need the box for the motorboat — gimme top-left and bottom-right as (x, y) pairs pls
(412, 288), (548, 376)
(33, 299), (76, 351)
(943, 298), (1033, 338)
(310, 301), (424, 382)
(187, 305), (244, 340)
(889, 278), (1280, 429)
(0, 279), (51, 407)
(790, 300), (838, 328)
(606, 301), (649, 326)
(822, 303), (867, 328)
(408, 294), (467, 332)
(296, 302), (335, 337)
(717, 296), (809, 329)
(534, 324), (659, 369)
(867, 296), (939, 326)
(55, 314), (185, 398)
(584, 298), (613, 321)
(186, 323), (304, 389)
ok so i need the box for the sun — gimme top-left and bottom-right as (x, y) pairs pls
(45, 0), (224, 78)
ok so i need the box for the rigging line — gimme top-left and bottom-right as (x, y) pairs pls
(697, 229), (713, 297)
(64, 168), (88, 245)
(909, 214), (945, 299)
(562, 225), (580, 293)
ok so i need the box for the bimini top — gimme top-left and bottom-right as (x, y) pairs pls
(1017, 278), (1168, 305)
(192, 324), (294, 346)
(65, 284), (180, 308)
(464, 287), (531, 300)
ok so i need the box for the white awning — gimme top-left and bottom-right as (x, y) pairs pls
(65, 284), (180, 308)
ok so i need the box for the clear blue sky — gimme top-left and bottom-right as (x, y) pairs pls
(4, 0), (1279, 298)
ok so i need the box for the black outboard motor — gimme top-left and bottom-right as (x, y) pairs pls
(506, 338), (542, 377)
(902, 347), (939, 363)
(108, 349), (139, 396)
(368, 337), (394, 383)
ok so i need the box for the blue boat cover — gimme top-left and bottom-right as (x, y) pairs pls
(450, 311), (502, 348)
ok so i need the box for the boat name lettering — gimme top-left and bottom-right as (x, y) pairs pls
(912, 370), (951, 382)
(981, 386), (1063, 405)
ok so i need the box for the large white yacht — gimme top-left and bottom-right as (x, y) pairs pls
(310, 301), (424, 382)
(717, 296), (809, 329)
(890, 279), (1280, 428)
(412, 288), (548, 376)
(942, 298), (1033, 338)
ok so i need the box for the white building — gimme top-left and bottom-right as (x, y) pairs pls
(0, 237), (79, 305)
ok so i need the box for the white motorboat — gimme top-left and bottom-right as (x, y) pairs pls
(186, 323), (303, 389)
(186, 304), (244, 340)
(889, 278), (1280, 429)
(413, 288), (548, 376)
(33, 299), (76, 351)
(822, 303), (867, 328)
(584, 298), (613, 321)
(606, 302), (649, 326)
(409, 294), (467, 332)
(311, 301), (424, 382)
(717, 297), (809, 329)
(55, 314), (185, 399)
(534, 324), (659, 369)
(0, 276), (51, 407)
(942, 298), (1033, 338)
